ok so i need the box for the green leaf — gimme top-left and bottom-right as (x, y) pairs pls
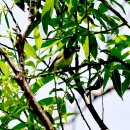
(81, 36), (89, 60)
(43, 39), (63, 52)
(103, 68), (110, 89)
(0, 60), (9, 75)
(57, 97), (66, 115)
(0, 11), (2, 24)
(107, 35), (130, 47)
(111, 47), (121, 58)
(39, 97), (55, 106)
(42, 39), (57, 48)
(121, 51), (130, 59)
(24, 42), (37, 59)
(113, 1), (126, 14)
(49, 20), (76, 35)
(25, 61), (35, 68)
(111, 69), (122, 98)
(98, 33), (105, 42)
(3, 12), (10, 28)
(26, 19), (41, 37)
(109, 17), (119, 34)
(34, 26), (42, 50)
(31, 76), (54, 94)
(42, 0), (54, 17)
(49, 18), (59, 27)
(98, 3), (108, 13)
(126, 1), (130, 4)
(68, 0), (77, 19)
(89, 35), (98, 59)
(92, 9), (108, 30)
(42, 10), (51, 34)
(122, 77), (130, 94)
(41, 0), (54, 34)
(0, 115), (11, 127)
(12, 122), (26, 129)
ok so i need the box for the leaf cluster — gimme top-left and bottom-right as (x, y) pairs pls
(0, 0), (130, 129)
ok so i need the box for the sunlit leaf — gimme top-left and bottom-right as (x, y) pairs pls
(98, 33), (105, 42)
(68, 0), (77, 20)
(24, 42), (37, 59)
(0, 60), (9, 75)
(25, 61), (35, 68)
(107, 35), (130, 47)
(34, 26), (42, 50)
(42, 0), (54, 17)
(81, 36), (89, 60)
(0, 11), (2, 24)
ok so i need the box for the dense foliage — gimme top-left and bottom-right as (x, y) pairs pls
(0, 0), (130, 129)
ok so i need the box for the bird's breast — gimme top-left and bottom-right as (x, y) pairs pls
(54, 55), (73, 70)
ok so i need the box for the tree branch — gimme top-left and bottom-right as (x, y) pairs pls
(0, 42), (17, 51)
(2, 0), (21, 32)
(100, 0), (130, 29)
(70, 88), (91, 130)
(68, 70), (109, 130)
(1, 1), (54, 129)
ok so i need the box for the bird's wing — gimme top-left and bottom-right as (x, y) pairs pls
(48, 51), (63, 71)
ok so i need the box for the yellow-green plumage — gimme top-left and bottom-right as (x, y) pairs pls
(49, 46), (79, 71)
(54, 52), (75, 70)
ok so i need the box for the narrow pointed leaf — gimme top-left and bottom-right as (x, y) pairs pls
(34, 26), (42, 50)
(24, 42), (37, 59)
(111, 69), (122, 98)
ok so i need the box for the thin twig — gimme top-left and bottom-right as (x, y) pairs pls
(100, 0), (130, 29)
(70, 88), (91, 130)
(54, 74), (64, 130)
(0, 42), (17, 51)
(68, 69), (108, 129)
(2, 0), (21, 32)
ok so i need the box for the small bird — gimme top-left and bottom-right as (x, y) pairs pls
(49, 46), (79, 71)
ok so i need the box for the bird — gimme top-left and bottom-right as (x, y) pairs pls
(48, 46), (79, 71)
